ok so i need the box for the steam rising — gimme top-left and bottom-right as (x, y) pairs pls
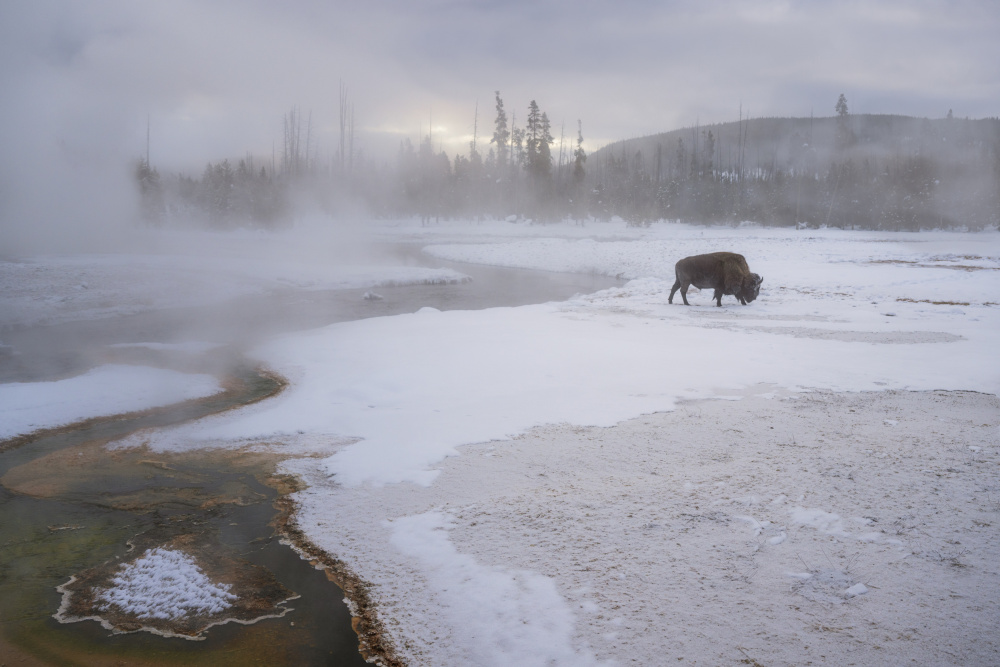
(1, 1), (997, 252)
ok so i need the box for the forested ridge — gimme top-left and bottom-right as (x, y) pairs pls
(591, 108), (999, 230)
(135, 95), (1000, 231)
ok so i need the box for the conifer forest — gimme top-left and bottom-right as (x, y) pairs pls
(135, 94), (1000, 231)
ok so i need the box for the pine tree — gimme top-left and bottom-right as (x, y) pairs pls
(835, 94), (853, 148)
(511, 124), (525, 169)
(525, 101), (553, 181)
(490, 92), (509, 172)
(702, 130), (715, 173)
(835, 93), (849, 118)
(573, 120), (587, 183)
(134, 157), (163, 225)
(525, 100), (541, 174)
(537, 111), (554, 178)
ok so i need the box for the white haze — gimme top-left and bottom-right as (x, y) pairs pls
(1, 1), (998, 253)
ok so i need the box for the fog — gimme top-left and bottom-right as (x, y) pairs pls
(1, 1), (998, 254)
(2, 5), (1000, 664)
(0, 3), (995, 369)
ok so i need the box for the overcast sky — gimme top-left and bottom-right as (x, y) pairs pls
(1, 0), (997, 180)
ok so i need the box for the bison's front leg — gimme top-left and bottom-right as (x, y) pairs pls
(714, 289), (723, 307)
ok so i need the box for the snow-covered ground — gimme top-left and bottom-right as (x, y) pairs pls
(3, 218), (999, 665)
(0, 364), (221, 440)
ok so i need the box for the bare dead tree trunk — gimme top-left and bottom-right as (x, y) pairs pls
(558, 120), (565, 170)
(339, 80), (348, 173)
(305, 109), (313, 175)
(348, 103), (354, 171)
(471, 100), (478, 157)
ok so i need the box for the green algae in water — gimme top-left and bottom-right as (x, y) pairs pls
(0, 367), (368, 666)
(0, 253), (623, 665)
(55, 528), (298, 640)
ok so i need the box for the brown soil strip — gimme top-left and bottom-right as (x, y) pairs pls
(0, 369), (287, 455)
(268, 476), (405, 667)
(869, 259), (998, 271)
(2, 363), (399, 664)
(895, 297), (1000, 306)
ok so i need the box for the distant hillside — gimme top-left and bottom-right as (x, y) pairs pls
(586, 114), (1000, 230)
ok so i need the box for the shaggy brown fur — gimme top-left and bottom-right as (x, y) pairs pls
(668, 252), (763, 307)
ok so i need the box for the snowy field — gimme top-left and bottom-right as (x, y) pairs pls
(3, 218), (999, 665)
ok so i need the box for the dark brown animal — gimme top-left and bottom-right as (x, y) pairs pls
(668, 252), (762, 307)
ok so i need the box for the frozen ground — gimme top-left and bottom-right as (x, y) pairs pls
(3, 219), (999, 665)
(288, 388), (1000, 666)
(0, 364), (221, 440)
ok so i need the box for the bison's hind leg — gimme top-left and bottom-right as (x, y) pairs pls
(679, 283), (692, 305)
(670, 280), (691, 305)
(714, 289), (723, 307)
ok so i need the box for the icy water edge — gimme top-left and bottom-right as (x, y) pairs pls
(0, 250), (621, 666)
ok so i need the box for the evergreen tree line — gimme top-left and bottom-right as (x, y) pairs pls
(589, 100), (1000, 230)
(136, 155), (289, 227)
(135, 96), (1000, 231)
(135, 92), (587, 228)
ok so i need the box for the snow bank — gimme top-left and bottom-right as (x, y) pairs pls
(388, 512), (603, 667)
(0, 364), (221, 440)
(424, 226), (1000, 306)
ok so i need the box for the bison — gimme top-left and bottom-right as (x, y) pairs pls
(668, 252), (763, 307)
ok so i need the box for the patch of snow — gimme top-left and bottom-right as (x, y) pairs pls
(0, 364), (221, 440)
(95, 548), (236, 620)
(844, 583), (870, 598)
(388, 512), (603, 667)
(789, 507), (848, 537)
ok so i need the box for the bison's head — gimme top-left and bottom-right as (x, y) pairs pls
(741, 273), (763, 303)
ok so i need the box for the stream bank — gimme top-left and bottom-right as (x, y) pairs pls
(0, 249), (622, 664)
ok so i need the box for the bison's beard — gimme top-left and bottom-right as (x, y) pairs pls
(740, 274), (763, 303)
